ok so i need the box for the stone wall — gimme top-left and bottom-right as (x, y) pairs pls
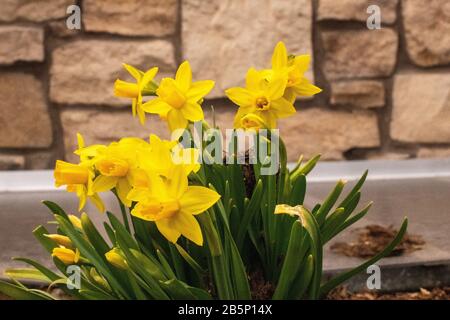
(0, 0), (449, 169)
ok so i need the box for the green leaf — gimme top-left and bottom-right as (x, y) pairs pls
(338, 170), (368, 208)
(174, 243), (206, 275)
(55, 215), (130, 299)
(294, 206), (323, 299)
(326, 202), (373, 242)
(107, 212), (139, 251)
(289, 254), (314, 299)
(4, 268), (51, 283)
(0, 280), (50, 300)
(159, 279), (197, 299)
(315, 180), (346, 225)
(290, 154), (321, 182)
(115, 231), (169, 300)
(236, 179), (263, 249)
(320, 218), (408, 297)
(273, 220), (304, 299)
(79, 289), (117, 300)
(42, 200), (69, 219)
(289, 174), (306, 205)
(81, 212), (110, 255)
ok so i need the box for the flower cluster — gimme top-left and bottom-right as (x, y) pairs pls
(55, 133), (219, 246)
(54, 41), (319, 248)
(226, 41), (321, 130)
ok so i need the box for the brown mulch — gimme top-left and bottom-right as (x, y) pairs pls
(327, 286), (450, 300)
(249, 270), (275, 300)
(330, 224), (425, 258)
(0, 293), (12, 300)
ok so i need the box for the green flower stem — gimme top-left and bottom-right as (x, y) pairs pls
(113, 189), (131, 234)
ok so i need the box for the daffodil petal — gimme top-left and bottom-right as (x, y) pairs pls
(89, 194), (105, 213)
(272, 41), (288, 70)
(116, 178), (132, 207)
(245, 68), (264, 90)
(123, 63), (143, 80)
(92, 176), (118, 194)
(142, 98), (172, 115)
(225, 87), (254, 107)
(171, 213), (203, 246)
(179, 186), (220, 215)
(167, 165), (188, 199)
(294, 55), (311, 74)
(175, 61), (192, 92)
(267, 78), (287, 100)
(167, 109), (188, 132)
(155, 218), (181, 243)
(293, 79), (322, 96)
(181, 102), (204, 121)
(140, 67), (158, 89)
(270, 98), (296, 118)
(186, 80), (215, 102)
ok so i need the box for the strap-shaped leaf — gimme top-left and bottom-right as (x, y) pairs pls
(273, 220), (304, 299)
(0, 280), (50, 300)
(315, 180), (346, 225)
(289, 173), (306, 205)
(320, 218), (408, 297)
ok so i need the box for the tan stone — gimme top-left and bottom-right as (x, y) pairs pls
(402, 0), (450, 67)
(0, 0), (72, 22)
(60, 109), (171, 162)
(84, 0), (177, 36)
(330, 80), (385, 108)
(26, 151), (56, 169)
(0, 154), (25, 170)
(318, 0), (398, 24)
(182, 0), (314, 98)
(0, 26), (44, 65)
(391, 72), (450, 143)
(321, 29), (398, 80)
(417, 147), (450, 159)
(208, 106), (380, 161)
(50, 40), (176, 105)
(0, 73), (52, 148)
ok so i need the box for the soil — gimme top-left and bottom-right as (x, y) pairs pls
(249, 270), (275, 300)
(330, 224), (425, 258)
(327, 286), (450, 300)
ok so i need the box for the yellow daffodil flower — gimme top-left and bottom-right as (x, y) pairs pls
(114, 64), (158, 124)
(52, 247), (80, 265)
(262, 41), (321, 103)
(91, 138), (147, 207)
(226, 68), (295, 129)
(128, 165), (220, 246)
(137, 134), (200, 182)
(142, 61), (214, 132)
(54, 160), (104, 212)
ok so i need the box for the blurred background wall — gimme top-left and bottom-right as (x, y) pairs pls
(0, 0), (449, 169)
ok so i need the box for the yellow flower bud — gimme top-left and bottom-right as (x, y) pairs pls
(105, 248), (128, 269)
(68, 214), (82, 229)
(45, 234), (73, 249)
(52, 247), (80, 265)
